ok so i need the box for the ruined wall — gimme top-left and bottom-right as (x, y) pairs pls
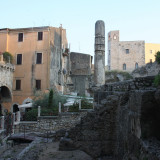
(14, 112), (87, 133)
(68, 75), (91, 96)
(132, 62), (160, 78)
(67, 52), (92, 96)
(70, 52), (91, 75)
(49, 27), (68, 92)
(59, 76), (160, 160)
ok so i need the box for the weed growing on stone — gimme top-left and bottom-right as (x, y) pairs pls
(154, 74), (160, 87)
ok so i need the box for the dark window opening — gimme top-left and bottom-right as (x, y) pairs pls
(36, 53), (42, 64)
(126, 49), (129, 54)
(18, 33), (23, 42)
(16, 80), (21, 90)
(123, 63), (126, 70)
(38, 32), (43, 40)
(150, 59), (152, 63)
(13, 104), (19, 113)
(17, 54), (22, 65)
(36, 80), (41, 90)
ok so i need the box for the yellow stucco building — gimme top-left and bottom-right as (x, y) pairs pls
(145, 43), (160, 63)
(0, 26), (68, 112)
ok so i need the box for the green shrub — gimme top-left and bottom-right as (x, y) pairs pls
(41, 107), (58, 116)
(3, 52), (13, 64)
(68, 97), (93, 112)
(81, 98), (93, 109)
(105, 70), (132, 81)
(154, 74), (160, 87)
(24, 107), (59, 121)
(68, 103), (79, 112)
(24, 108), (38, 121)
(155, 51), (160, 64)
(33, 90), (66, 108)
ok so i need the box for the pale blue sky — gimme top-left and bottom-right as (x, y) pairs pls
(1, 0), (160, 64)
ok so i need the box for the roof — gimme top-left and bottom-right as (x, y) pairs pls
(0, 26), (63, 32)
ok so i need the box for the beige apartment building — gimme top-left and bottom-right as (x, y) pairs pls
(108, 31), (160, 72)
(0, 26), (68, 111)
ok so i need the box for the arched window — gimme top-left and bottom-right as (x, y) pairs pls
(123, 63), (126, 70)
(135, 63), (138, 69)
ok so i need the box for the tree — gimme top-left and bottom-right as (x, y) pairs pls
(48, 89), (53, 108)
(3, 52), (13, 64)
(155, 51), (160, 64)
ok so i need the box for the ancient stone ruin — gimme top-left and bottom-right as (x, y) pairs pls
(59, 21), (160, 160)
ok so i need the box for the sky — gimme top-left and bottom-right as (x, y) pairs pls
(1, 0), (160, 64)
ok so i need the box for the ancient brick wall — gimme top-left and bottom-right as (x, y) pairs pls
(14, 112), (87, 133)
(59, 76), (160, 159)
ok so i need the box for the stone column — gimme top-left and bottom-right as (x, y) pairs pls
(12, 113), (15, 124)
(59, 102), (61, 113)
(12, 113), (15, 133)
(94, 20), (105, 86)
(79, 99), (81, 110)
(17, 111), (20, 122)
(38, 106), (41, 117)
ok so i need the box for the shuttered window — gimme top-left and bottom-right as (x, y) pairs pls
(18, 33), (23, 42)
(16, 80), (21, 90)
(17, 54), (22, 65)
(38, 32), (43, 40)
(36, 53), (42, 64)
(36, 80), (41, 90)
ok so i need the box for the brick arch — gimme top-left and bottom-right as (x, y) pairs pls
(0, 85), (12, 102)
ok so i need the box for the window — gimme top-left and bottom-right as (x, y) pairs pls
(135, 63), (138, 69)
(18, 33), (23, 42)
(36, 80), (41, 90)
(16, 80), (21, 90)
(38, 32), (43, 40)
(17, 54), (22, 65)
(150, 59), (152, 63)
(36, 53), (42, 64)
(150, 50), (152, 54)
(126, 49), (129, 54)
(123, 63), (126, 70)
(113, 34), (117, 40)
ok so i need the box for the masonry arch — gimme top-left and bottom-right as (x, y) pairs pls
(0, 86), (12, 102)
